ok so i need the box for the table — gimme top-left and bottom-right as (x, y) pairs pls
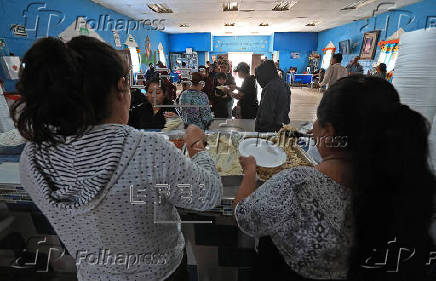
(293, 74), (313, 85)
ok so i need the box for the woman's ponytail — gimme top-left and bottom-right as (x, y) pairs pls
(11, 36), (128, 145)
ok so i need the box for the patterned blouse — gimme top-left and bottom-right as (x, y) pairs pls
(178, 89), (213, 130)
(235, 166), (353, 279)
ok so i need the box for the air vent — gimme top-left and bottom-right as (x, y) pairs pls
(341, 0), (377, 10)
(147, 4), (173, 13)
(259, 23), (269, 26)
(179, 24), (190, 28)
(272, 1), (298, 11)
(223, 2), (238, 11)
(296, 16), (308, 18)
(224, 23), (236, 26)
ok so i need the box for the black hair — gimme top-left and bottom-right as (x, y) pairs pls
(190, 72), (203, 86)
(11, 36), (128, 145)
(215, 72), (227, 81)
(145, 77), (167, 95)
(182, 62), (187, 67)
(333, 53), (343, 63)
(317, 75), (435, 280)
(378, 63), (387, 73)
(144, 77), (173, 105)
(149, 63), (153, 67)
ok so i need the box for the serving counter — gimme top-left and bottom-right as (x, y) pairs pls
(0, 119), (316, 280)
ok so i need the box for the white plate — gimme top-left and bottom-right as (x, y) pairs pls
(216, 85), (229, 90)
(238, 138), (287, 168)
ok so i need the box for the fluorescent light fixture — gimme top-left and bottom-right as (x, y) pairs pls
(341, 0), (378, 10)
(147, 3), (173, 13)
(224, 23), (236, 26)
(272, 1), (298, 11)
(259, 23), (269, 26)
(223, 2), (238, 11)
(305, 21), (319, 26)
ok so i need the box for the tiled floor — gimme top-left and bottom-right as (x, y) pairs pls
(289, 87), (323, 122)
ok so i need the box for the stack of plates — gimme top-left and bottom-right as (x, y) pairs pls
(393, 29), (436, 170)
(393, 29), (436, 123)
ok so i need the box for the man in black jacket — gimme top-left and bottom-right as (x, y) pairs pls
(254, 60), (291, 132)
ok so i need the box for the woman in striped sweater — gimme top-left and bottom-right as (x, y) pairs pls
(11, 36), (222, 281)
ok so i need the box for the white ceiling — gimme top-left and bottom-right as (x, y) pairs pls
(91, 0), (421, 35)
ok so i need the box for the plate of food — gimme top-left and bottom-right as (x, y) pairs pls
(238, 138), (287, 168)
(216, 85), (229, 91)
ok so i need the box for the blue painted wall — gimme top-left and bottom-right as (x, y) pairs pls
(197, 51), (207, 66)
(317, 0), (436, 73)
(168, 33), (212, 52)
(0, 0), (169, 91)
(273, 32), (318, 73)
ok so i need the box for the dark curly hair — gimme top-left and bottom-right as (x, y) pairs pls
(318, 75), (436, 280)
(10, 36), (128, 145)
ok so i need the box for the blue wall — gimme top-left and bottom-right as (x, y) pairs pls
(168, 33), (212, 52)
(317, 0), (436, 73)
(273, 32), (318, 73)
(0, 0), (169, 91)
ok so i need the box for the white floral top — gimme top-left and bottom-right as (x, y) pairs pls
(235, 166), (353, 279)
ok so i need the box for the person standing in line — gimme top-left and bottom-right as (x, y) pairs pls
(145, 63), (155, 81)
(212, 72), (233, 118)
(372, 63), (388, 80)
(179, 72), (213, 130)
(346, 56), (364, 75)
(219, 61), (236, 118)
(254, 60), (290, 132)
(319, 53), (348, 89)
(13, 36), (222, 281)
(230, 62), (258, 119)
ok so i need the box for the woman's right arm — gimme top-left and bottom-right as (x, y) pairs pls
(153, 134), (222, 211)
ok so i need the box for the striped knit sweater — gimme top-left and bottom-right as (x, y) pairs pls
(20, 124), (222, 281)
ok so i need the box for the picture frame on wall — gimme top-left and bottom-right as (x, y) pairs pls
(359, 31), (380, 60)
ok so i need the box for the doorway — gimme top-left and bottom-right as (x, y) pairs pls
(228, 52), (252, 87)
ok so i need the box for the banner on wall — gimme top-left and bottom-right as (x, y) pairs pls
(58, 17), (105, 42)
